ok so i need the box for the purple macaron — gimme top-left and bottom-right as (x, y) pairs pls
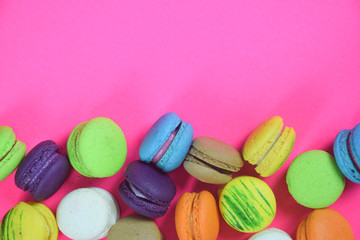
(15, 140), (70, 201)
(119, 161), (176, 218)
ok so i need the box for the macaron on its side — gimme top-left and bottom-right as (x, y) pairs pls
(249, 228), (293, 240)
(57, 187), (119, 240)
(175, 191), (219, 240)
(107, 215), (163, 240)
(15, 140), (70, 201)
(286, 150), (345, 208)
(219, 176), (276, 233)
(67, 117), (127, 178)
(242, 116), (295, 177)
(183, 136), (243, 184)
(0, 126), (26, 181)
(333, 130), (360, 183)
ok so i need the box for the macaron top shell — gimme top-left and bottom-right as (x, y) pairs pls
(219, 176), (276, 233)
(249, 228), (292, 240)
(67, 117), (127, 178)
(349, 123), (360, 165)
(286, 150), (345, 208)
(126, 161), (176, 204)
(107, 215), (163, 240)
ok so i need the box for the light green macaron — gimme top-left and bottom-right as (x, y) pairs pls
(219, 176), (276, 233)
(286, 150), (345, 208)
(67, 117), (127, 178)
(0, 126), (26, 181)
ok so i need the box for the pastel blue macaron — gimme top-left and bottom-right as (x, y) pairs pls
(139, 112), (193, 172)
(333, 123), (360, 183)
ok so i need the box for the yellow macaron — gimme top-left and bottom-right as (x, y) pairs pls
(242, 116), (295, 177)
(1, 202), (58, 240)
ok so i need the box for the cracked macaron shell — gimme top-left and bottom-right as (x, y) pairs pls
(242, 116), (295, 177)
(139, 112), (194, 172)
(1, 202), (57, 240)
(0, 126), (26, 181)
(175, 191), (219, 240)
(184, 136), (243, 184)
(219, 176), (276, 233)
(67, 117), (127, 178)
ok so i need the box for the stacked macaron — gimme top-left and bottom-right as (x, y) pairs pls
(0, 113), (357, 240)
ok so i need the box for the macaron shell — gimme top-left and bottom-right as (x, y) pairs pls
(175, 192), (197, 240)
(107, 215), (163, 240)
(242, 116), (283, 165)
(349, 123), (360, 169)
(156, 121), (193, 172)
(0, 126), (16, 158)
(255, 126), (295, 177)
(306, 208), (354, 240)
(67, 117), (127, 178)
(1, 202), (48, 240)
(333, 130), (360, 183)
(249, 228), (292, 240)
(139, 112), (182, 163)
(0, 140), (26, 181)
(296, 218), (307, 240)
(219, 176), (276, 233)
(286, 150), (345, 208)
(183, 157), (232, 184)
(190, 136), (243, 170)
(28, 202), (58, 240)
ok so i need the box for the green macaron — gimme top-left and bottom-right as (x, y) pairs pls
(67, 117), (127, 178)
(286, 150), (345, 208)
(0, 126), (26, 181)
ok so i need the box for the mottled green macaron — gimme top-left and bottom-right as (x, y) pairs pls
(219, 176), (276, 233)
(286, 150), (345, 208)
(0, 126), (26, 181)
(67, 117), (127, 178)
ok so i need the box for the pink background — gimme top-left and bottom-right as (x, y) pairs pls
(1, 0), (360, 239)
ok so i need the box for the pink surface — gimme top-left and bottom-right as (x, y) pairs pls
(1, 0), (360, 239)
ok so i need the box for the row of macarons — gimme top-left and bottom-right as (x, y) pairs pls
(1, 184), (354, 240)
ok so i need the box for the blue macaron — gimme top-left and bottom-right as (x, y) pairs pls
(333, 123), (360, 184)
(139, 112), (193, 172)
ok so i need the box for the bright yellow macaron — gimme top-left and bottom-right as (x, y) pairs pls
(219, 176), (276, 233)
(1, 202), (58, 240)
(242, 116), (295, 177)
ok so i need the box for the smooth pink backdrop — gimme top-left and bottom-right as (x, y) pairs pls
(1, 0), (360, 239)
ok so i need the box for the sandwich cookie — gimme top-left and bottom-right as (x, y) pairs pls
(15, 140), (70, 201)
(183, 136), (243, 184)
(0, 126), (26, 181)
(242, 116), (295, 177)
(139, 112), (193, 172)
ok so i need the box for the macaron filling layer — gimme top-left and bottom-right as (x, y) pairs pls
(256, 132), (281, 165)
(0, 140), (17, 162)
(187, 154), (233, 174)
(129, 182), (151, 200)
(347, 132), (360, 172)
(152, 124), (181, 164)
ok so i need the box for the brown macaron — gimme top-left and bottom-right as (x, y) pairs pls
(296, 208), (354, 240)
(183, 136), (243, 184)
(107, 214), (163, 240)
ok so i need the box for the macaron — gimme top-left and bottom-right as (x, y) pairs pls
(249, 228), (292, 240)
(219, 176), (276, 233)
(57, 187), (119, 240)
(183, 136), (243, 184)
(286, 150), (345, 208)
(139, 112), (193, 172)
(107, 215), (163, 240)
(175, 190), (220, 240)
(67, 117), (127, 177)
(15, 140), (70, 201)
(242, 116), (295, 177)
(296, 208), (354, 240)
(118, 161), (176, 218)
(1, 202), (58, 240)
(333, 123), (360, 183)
(0, 126), (26, 181)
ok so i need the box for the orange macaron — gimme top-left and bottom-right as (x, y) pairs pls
(297, 208), (354, 240)
(175, 191), (219, 240)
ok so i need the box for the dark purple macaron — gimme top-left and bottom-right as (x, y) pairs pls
(15, 140), (70, 201)
(119, 161), (176, 218)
